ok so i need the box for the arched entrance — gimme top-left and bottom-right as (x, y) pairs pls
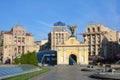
(69, 54), (77, 65)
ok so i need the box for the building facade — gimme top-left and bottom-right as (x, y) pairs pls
(0, 24), (35, 63)
(48, 21), (70, 50)
(34, 39), (48, 52)
(40, 39), (48, 50)
(34, 41), (41, 52)
(83, 24), (120, 59)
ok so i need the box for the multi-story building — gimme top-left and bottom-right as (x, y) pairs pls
(40, 39), (48, 50)
(34, 39), (48, 51)
(34, 41), (41, 52)
(48, 21), (70, 50)
(83, 24), (120, 59)
(0, 24), (35, 63)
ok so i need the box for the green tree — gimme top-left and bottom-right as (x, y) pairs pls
(14, 57), (20, 64)
(20, 51), (38, 66)
(21, 53), (25, 64)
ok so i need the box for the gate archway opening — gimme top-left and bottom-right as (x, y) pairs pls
(69, 54), (77, 65)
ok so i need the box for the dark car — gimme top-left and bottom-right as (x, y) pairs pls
(5, 58), (11, 64)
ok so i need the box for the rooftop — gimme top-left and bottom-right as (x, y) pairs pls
(54, 21), (65, 26)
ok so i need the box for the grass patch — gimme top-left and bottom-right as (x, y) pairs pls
(4, 68), (50, 80)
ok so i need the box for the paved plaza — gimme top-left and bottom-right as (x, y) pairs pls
(31, 65), (99, 80)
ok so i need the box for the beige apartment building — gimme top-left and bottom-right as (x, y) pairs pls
(34, 41), (41, 52)
(83, 24), (120, 59)
(48, 22), (70, 50)
(34, 39), (48, 51)
(0, 24), (36, 63)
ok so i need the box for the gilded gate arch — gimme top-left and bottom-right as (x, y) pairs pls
(56, 37), (89, 65)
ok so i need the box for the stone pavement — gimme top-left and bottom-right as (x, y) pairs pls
(30, 65), (99, 80)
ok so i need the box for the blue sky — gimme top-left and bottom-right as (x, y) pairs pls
(0, 0), (120, 41)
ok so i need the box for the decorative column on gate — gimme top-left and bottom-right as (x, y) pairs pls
(78, 48), (81, 64)
(63, 49), (66, 64)
(57, 48), (60, 64)
(84, 47), (87, 64)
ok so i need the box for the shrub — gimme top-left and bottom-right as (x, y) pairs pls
(20, 51), (38, 66)
(14, 57), (20, 64)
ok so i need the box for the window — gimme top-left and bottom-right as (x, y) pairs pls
(98, 52), (100, 54)
(84, 39), (86, 42)
(18, 37), (21, 39)
(22, 46), (24, 53)
(88, 28), (90, 32)
(62, 39), (64, 44)
(88, 41), (90, 44)
(59, 33), (61, 37)
(110, 38), (112, 41)
(97, 27), (100, 32)
(5, 46), (7, 48)
(93, 52), (95, 56)
(93, 28), (95, 32)
(22, 38), (25, 44)
(14, 36), (17, 38)
(56, 38), (58, 44)
(14, 48), (17, 53)
(56, 33), (58, 38)
(89, 52), (91, 56)
(59, 39), (61, 42)
(62, 34), (64, 38)
(18, 46), (21, 53)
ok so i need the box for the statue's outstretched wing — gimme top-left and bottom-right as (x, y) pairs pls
(67, 25), (71, 30)
(73, 25), (77, 29)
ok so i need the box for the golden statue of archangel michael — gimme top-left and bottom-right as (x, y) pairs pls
(67, 25), (77, 37)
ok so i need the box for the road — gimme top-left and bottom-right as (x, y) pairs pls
(31, 65), (99, 80)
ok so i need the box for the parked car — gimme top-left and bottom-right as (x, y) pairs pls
(5, 58), (11, 64)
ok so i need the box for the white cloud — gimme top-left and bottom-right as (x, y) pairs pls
(36, 20), (53, 28)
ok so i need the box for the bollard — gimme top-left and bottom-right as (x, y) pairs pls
(112, 69), (115, 74)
